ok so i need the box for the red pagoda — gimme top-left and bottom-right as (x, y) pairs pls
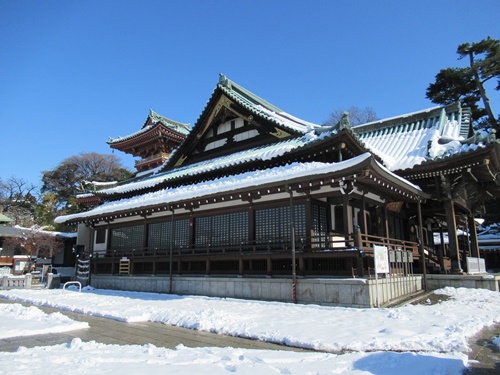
(108, 109), (190, 173)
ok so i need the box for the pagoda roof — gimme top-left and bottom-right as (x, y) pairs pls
(107, 109), (190, 146)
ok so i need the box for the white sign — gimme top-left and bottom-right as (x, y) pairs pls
(374, 245), (390, 274)
(466, 257), (486, 274)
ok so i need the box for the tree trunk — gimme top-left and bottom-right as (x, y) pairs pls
(468, 52), (498, 130)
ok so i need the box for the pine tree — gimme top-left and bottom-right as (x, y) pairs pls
(426, 37), (499, 131)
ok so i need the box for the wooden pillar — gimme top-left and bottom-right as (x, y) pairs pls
(384, 205), (390, 239)
(206, 256), (211, 275)
(468, 214), (480, 258)
(267, 256), (272, 276)
(438, 225), (446, 272)
(298, 255), (305, 276)
(239, 256), (244, 275)
(361, 196), (368, 236)
(444, 199), (463, 273)
(417, 199), (427, 291)
(342, 194), (353, 245)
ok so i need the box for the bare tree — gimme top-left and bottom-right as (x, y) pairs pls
(324, 106), (378, 127)
(0, 177), (37, 227)
(3, 226), (64, 260)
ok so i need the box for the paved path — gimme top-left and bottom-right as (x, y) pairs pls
(464, 323), (500, 374)
(0, 298), (302, 353)
(1, 298), (499, 373)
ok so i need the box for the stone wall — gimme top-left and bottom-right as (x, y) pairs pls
(426, 274), (500, 292)
(90, 274), (423, 308)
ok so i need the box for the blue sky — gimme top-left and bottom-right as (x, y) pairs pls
(1, 0), (499, 189)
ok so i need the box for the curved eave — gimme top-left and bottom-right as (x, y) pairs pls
(84, 128), (383, 202)
(108, 122), (187, 150)
(143, 110), (190, 135)
(56, 154), (426, 225)
(399, 141), (500, 179)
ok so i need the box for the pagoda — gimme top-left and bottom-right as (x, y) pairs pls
(108, 110), (190, 173)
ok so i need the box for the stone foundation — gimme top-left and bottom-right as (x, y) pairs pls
(426, 274), (500, 292)
(90, 274), (423, 308)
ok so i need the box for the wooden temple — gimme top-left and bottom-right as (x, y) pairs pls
(58, 74), (500, 290)
(108, 109), (190, 173)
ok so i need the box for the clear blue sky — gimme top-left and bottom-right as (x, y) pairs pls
(1, 0), (499, 189)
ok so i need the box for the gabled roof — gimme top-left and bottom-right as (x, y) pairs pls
(217, 74), (319, 134)
(73, 118), (374, 200)
(163, 74), (320, 170)
(107, 109), (190, 146)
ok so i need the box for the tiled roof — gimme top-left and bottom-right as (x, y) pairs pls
(351, 103), (490, 172)
(217, 74), (319, 134)
(87, 75), (498, 203)
(92, 136), (310, 196)
(55, 153), (424, 224)
(107, 110), (190, 145)
(146, 109), (190, 135)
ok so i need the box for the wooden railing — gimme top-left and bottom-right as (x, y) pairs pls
(358, 233), (419, 257)
(93, 233), (419, 260)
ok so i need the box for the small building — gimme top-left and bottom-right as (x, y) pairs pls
(0, 225), (77, 279)
(56, 74), (500, 306)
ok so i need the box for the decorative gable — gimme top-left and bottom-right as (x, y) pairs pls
(168, 76), (308, 169)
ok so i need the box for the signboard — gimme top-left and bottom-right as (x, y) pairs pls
(374, 245), (389, 274)
(466, 257), (486, 274)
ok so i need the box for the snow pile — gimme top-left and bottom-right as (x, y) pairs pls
(1, 338), (467, 375)
(0, 303), (88, 338)
(1, 286), (492, 374)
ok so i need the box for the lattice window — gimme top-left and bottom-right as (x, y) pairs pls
(195, 211), (248, 246)
(110, 225), (144, 250)
(255, 204), (306, 242)
(312, 204), (328, 247)
(147, 219), (190, 251)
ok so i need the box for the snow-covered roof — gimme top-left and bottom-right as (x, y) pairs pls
(351, 104), (491, 172)
(56, 153), (422, 224)
(433, 224), (500, 251)
(0, 225), (76, 239)
(217, 74), (320, 134)
(87, 135), (316, 196)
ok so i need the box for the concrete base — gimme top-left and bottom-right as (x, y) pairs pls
(90, 274), (423, 308)
(426, 274), (500, 292)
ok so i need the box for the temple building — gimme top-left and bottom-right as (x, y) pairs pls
(108, 109), (190, 173)
(56, 74), (500, 307)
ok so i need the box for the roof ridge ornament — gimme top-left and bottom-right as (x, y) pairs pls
(339, 112), (351, 130)
(219, 73), (231, 89)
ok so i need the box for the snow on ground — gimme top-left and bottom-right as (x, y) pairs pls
(1, 286), (499, 374)
(0, 303), (88, 339)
